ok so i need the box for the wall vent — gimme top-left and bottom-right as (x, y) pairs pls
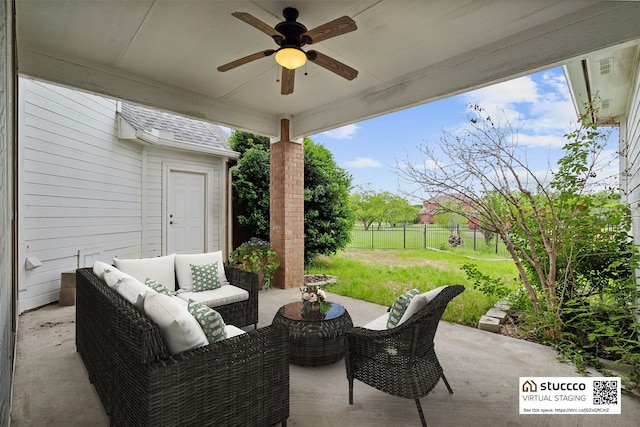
(598, 57), (613, 75)
(600, 99), (611, 110)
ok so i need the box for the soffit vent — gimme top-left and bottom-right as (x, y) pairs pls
(599, 57), (613, 75)
(600, 99), (611, 110)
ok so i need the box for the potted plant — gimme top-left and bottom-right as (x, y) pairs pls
(230, 237), (280, 289)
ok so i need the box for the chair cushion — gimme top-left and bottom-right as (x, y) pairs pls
(145, 278), (172, 296)
(175, 285), (249, 308)
(188, 300), (227, 343)
(387, 288), (420, 328)
(225, 324), (247, 338)
(143, 291), (209, 355)
(113, 254), (176, 291)
(363, 313), (390, 331)
(175, 251), (228, 292)
(398, 286), (448, 325)
(103, 267), (148, 311)
(191, 262), (221, 292)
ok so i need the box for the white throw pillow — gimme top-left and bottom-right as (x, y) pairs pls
(103, 268), (148, 311)
(113, 254), (176, 292)
(175, 251), (228, 292)
(143, 291), (209, 355)
(398, 286), (448, 325)
(92, 261), (112, 280)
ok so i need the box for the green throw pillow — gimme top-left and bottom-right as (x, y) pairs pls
(191, 262), (221, 292)
(188, 299), (227, 343)
(144, 278), (172, 296)
(387, 288), (420, 329)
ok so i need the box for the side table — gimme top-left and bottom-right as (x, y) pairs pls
(272, 301), (353, 366)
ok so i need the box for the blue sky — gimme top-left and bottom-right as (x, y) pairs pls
(311, 67), (619, 203)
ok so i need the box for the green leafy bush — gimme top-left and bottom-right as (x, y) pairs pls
(229, 237), (280, 289)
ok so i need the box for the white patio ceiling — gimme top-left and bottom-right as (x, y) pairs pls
(15, 1), (640, 139)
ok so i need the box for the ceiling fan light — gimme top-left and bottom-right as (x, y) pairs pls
(275, 47), (307, 69)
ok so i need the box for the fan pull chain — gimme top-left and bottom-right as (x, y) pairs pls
(276, 66), (280, 83)
(304, 62), (308, 76)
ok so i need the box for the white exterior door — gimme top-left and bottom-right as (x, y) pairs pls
(167, 170), (206, 254)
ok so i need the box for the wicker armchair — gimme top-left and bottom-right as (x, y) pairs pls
(345, 285), (464, 427)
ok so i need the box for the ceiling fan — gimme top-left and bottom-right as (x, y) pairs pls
(217, 7), (358, 95)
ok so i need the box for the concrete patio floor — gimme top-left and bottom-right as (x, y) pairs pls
(10, 286), (640, 426)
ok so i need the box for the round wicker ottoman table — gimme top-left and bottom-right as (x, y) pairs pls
(272, 301), (354, 366)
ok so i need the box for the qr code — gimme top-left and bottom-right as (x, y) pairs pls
(593, 380), (619, 405)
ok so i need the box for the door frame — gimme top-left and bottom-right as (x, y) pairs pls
(162, 162), (216, 255)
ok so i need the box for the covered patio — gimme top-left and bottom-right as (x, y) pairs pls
(13, 1), (640, 289)
(3, 2), (640, 426)
(11, 288), (640, 426)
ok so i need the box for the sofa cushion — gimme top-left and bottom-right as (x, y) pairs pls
(191, 262), (221, 292)
(387, 288), (420, 329)
(143, 291), (209, 355)
(145, 278), (172, 296)
(103, 268), (148, 311)
(113, 254), (176, 291)
(175, 284), (249, 308)
(398, 286), (448, 325)
(175, 251), (228, 292)
(92, 261), (112, 280)
(188, 300), (227, 343)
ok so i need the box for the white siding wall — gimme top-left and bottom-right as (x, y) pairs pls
(18, 79), (143, 312)
(624, 61), (640, 253)
(18, 79), (228, 312)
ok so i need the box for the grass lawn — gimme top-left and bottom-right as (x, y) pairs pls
(306, 248), (520, 327)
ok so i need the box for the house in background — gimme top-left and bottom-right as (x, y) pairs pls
(418, 196), (479, 229)
(17, 78), (238, 313)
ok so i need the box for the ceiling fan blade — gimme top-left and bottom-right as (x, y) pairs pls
(307, 50), (358, 81)
(217, 50), (275, 72)
(301, 16), (357, 44)
(281, 68), (295, 95)
(232, 12), (284, 40)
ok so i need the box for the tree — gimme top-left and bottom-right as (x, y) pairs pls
(397, 103), (625, 339)
(229, 132), (271, 239)
(304, 137), (355, 265)
(230, 131), (354, 266)
(350, 185), (377, 231)
(350, 186), (416, 229)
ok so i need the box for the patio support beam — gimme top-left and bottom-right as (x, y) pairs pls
(270, 118), (304, 289)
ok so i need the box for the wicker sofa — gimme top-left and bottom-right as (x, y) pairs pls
(76, 266), (290, 427)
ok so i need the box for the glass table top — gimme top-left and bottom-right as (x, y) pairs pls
(278, 300), (346, 321)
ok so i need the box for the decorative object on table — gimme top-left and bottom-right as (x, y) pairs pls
(303, 274), (337, 286)
(300, 283), (331, 315)
(230, 237), (280, 289)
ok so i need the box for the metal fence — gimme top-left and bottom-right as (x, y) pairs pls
(347, 224), (509, 256)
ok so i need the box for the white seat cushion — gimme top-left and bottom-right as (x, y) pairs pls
(113, 254), (176, 291)
(398, 286), (448, 325)
(225, 325), (246, 338)
(143, 291), (209, 355)
(175, 284), (249, 308)
(362, 313), (390, 331)
(175, 251), (228, 291)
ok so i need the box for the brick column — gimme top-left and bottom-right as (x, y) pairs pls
(270, 119), (304, 289)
